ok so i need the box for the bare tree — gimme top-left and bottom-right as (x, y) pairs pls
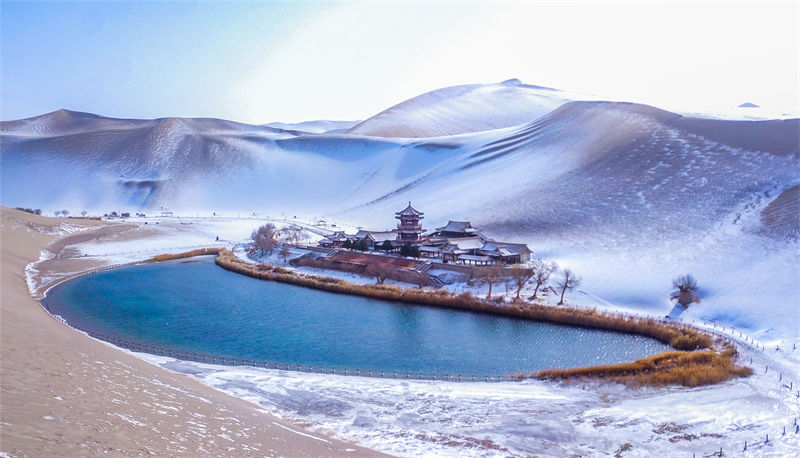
(529, 259), (558, 300)
(279, 245), (292, 263)
(61, 209), (69, 217)
(555, 269), (581, 305)
(250, 223), (278, 256)
(279, 225), (309, 246)
(294, 227), (310, 246)
(364, 264), (393, 284)
(81, 210), (87, 217)
(508, 266), (535, 299)
(474, 264), (505, 299)
(671, 274), (700, 308)
(278, 226), (294, 245)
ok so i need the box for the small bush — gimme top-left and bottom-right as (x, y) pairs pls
(15, 207), (42, 215)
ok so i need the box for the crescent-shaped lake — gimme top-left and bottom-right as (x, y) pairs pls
(45, 256), (672, 377)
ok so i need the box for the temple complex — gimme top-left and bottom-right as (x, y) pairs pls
(318, 202), (530, 265)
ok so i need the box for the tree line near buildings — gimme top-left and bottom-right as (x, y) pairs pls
(249, 224), (700, 308)
(472, 259), (579, 305)
(251, 223), (582, 304)
(249, 223), (310, 257)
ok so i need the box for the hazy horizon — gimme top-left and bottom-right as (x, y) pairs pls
(2, 1), (798, 123)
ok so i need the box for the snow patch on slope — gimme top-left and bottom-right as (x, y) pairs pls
(347, 79), (595, 138)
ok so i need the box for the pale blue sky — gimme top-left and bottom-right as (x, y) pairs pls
(2, 1), (798, 123)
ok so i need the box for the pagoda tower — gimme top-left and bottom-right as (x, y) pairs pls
(395, 202), (424, 245)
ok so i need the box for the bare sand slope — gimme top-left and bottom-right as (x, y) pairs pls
(0, 208), (383, 457)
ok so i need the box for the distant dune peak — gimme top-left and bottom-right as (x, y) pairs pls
(347, 79), (584, 138)
(2, 80), (798, 240)
(47, 108), (97, 118)
(499, 78), (560, 92)
(738, 102), (760, 108)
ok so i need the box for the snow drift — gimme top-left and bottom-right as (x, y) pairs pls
(1, 82), (798, 345)
(347, 79), (583, 138)
(2, 100), (797, 241)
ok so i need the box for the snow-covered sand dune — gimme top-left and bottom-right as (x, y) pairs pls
(1, 81), (798, 358)
(264, 119), (360, 134)
(347, 78), (585, 138)
(18, 214), (800, 457)
(3, 99), (796, 237)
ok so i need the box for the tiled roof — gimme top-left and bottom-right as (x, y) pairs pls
(436, 220), (476, 233)
(446, 236), (484, 250)
(480, 242), (531, 255)
(457, 254), (493, 263)
(355, 230), (397, 242)
(395, 201), (424, 217)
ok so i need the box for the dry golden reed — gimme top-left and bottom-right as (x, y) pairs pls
(204, 249), (748, 387)
(146, 247), (222, 263)
(519, 345), (752, 387)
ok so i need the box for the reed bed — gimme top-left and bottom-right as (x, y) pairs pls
(212, 249), (748, 387)
(519, 346), (752, 387)
(146, 247), (221, 263)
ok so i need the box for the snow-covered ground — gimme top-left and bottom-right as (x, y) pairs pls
(29, 217), (800, 456)
(8, 79), (799, 455)
(69, 216), (272, 264)
(132, 345), (799, 457)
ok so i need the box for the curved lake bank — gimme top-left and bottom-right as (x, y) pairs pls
(45, 256), (672, 377)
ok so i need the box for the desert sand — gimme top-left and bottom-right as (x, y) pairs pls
(0, 207), (383, 456)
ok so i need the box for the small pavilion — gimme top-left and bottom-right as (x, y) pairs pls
(395, 202), (425, 246)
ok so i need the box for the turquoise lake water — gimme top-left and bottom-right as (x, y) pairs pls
(45, 256), (672, 376)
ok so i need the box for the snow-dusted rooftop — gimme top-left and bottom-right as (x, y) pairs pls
(436, 220), (477, 234)
(354, 230), (397, 243)
(395, 202), (424, 218)
(446, 236), (485, 251)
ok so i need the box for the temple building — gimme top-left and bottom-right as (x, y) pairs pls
(317, 202), (531, 265)
(394, 202), (425, 246)
(432, 220), (480, 239)
(317, 231), (349, 248)
(353, 230), (397, 250)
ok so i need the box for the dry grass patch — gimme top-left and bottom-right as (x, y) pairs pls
(212, 249), (749, 387)
(519, 345), (752, 387)
(146, 247), (221, 263)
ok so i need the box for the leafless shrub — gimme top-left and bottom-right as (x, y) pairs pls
(555, 268), (581, 305)
(508, 266), (535, 298)
(529, 259), (557, 300)
(250, 223), (278, 256)
(671, 274), (700, 307)
(473, 265), (505, 299)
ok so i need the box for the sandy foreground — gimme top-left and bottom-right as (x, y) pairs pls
(0, 208), (384, 457)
